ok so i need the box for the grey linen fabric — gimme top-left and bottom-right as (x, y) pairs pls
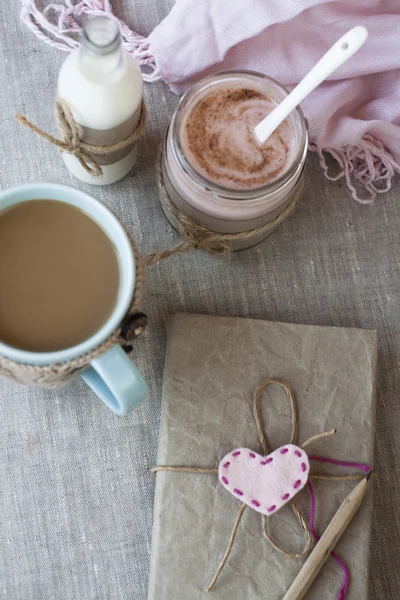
(0, 1), (399, 598)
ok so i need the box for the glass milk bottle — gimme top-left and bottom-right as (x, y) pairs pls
(58, 17), (143, 185)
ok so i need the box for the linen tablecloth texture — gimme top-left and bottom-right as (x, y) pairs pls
(0, 1), (399, 598)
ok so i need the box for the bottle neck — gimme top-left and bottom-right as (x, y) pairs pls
(79, 17), (124, 83)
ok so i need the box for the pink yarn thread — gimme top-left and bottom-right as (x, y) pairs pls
(20, 0), (161, 81)
(307, 456), (371, 600)
(309, 455), (370, 475)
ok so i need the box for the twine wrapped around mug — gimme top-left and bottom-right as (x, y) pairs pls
(143, 148), (304, 266)
(0, 236), (146, 389)
(16, 99), (147, 178)
(152, 379), (371, 597)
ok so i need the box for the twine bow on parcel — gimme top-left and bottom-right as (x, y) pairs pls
(152, 379), (371, 598)
(16, 99), (147, 177)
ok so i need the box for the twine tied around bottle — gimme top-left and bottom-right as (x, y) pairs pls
(143, 148), (304, 266)
(16, 99), (147, 178)
(152, 379), (371, 596)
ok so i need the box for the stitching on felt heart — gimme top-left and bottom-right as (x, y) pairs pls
(219, 444), (310, 516)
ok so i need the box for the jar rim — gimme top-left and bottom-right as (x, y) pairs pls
(172, 70), (308, 201)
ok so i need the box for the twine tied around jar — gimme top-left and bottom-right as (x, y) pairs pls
(16, 99), (147, 178)
(0, 236), (147, 389)
(143, 148), (304, 266)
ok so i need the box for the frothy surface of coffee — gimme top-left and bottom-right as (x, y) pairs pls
(183, 86), (293, 190)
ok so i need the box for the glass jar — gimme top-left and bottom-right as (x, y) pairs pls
(161, 71), (308, 250)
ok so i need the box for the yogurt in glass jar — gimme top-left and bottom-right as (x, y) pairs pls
(161, 71), (308, 250)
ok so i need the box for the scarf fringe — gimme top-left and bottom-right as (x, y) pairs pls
(309, 134), (400, 203)
(20, 0), (161, 81)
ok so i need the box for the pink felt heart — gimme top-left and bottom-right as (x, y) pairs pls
(218, 444), (309, 516)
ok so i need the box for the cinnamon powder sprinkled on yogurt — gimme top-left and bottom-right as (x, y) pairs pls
(182, 86), (293, 190)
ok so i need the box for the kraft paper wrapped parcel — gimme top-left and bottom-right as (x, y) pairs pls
(148, 314), (377, 599)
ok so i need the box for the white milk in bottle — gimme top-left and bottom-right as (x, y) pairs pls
(58, 17), (143, 185)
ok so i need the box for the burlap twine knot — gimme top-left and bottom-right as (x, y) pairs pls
(17, 99), (147, 177)
(172, 213), (232, 256)
(143, 147), (305, 266)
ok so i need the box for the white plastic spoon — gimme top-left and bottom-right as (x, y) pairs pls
(254, 25), (368, 144)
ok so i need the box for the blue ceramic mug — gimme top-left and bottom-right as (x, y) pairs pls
(0, 183), (149, 415)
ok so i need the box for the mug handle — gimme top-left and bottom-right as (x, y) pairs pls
(80, 345), (148, 415)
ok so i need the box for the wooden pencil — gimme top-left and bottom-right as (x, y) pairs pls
(282, 472), (371, 600)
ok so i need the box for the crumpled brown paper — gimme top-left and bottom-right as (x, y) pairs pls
(148, 314), (377, 600)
